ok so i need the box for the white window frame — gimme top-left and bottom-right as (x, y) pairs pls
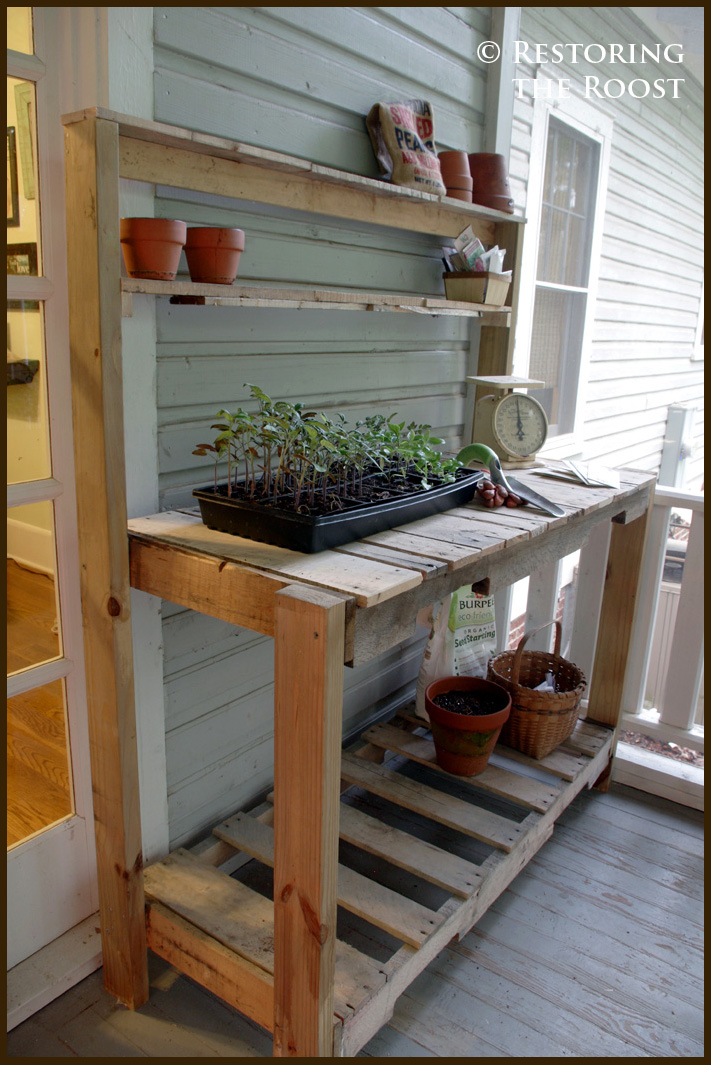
(513, 74), (613, 458)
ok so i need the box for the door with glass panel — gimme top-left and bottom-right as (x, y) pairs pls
(7, 7), (98, 969)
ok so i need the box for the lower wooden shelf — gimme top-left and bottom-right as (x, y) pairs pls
(144, 708), (613, 1056)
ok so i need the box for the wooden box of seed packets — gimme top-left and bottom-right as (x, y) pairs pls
(443, 270), (510, 305)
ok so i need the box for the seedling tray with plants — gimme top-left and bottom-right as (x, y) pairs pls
(193, 385), (482, 552)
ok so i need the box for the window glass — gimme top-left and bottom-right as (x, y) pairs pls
(7, 300), (52, 483)
(6, 501), (62, 674)
(7, 7), (33, 55)
(7, 679), (74, 848)
(7, 77), (41, 270)
(529, 288), (586, 434)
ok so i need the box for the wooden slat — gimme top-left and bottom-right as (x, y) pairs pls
(337, 803), (483, 899)
(143, 850), (385, 1022)
(493, 743), (590, 782)
(146, 900), (274, 1033)
(340, 752), (525, 852)
(127, 512), (421, 608)
(272, 586), (345, 1056)
(360, 528), (484, 569)
(362, 722), (561, 813)
(215, 813), (444, 948)
(64, 114), (148, 1008)
(333, 540), (448, 580)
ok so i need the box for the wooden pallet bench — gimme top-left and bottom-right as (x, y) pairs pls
(128, 465), (654, 1055)
(144, 709), (614, 1056)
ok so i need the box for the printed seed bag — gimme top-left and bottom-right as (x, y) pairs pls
(366, 99), (446, 195)
(415, 586), (497, 719)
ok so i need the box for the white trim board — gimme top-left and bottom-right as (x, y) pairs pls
(613, 743), (703, 811)
(7, 913), (102, 1031)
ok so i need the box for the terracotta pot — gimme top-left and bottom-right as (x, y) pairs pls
(438, 150), (472, 186)
(120, 218), (186, 281)
(445, 188), (474, 203)
(425, 675), (511, 776)
(185, 227), (246, 285)
(468, 153), (515, 213)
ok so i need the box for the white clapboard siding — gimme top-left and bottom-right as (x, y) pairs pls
(148, 7), (488, 846)
(512, 7), (703, 479)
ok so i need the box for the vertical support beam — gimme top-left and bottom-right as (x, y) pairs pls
(64, 114), (148, 1008)
(273, 585), (346, 1057)
(586, 505), (651, 787)
(660, 510), (704, 729)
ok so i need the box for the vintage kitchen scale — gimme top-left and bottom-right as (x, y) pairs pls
(467, 375), (549, 468)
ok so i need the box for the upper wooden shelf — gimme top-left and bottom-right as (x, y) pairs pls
(120, 277), (511, 321)
(62, 107), (525, 244)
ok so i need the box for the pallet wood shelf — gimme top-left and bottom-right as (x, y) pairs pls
(120, 277), (511, 321)
(143, 710), (614, 1056)
(128, 467), (654, 1055)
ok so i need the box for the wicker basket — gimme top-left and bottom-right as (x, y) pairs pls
(486, 621), (586, 759)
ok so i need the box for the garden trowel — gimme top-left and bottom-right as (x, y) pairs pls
(456, 443), (566, 518)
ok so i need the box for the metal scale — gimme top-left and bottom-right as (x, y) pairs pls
(467, 375), (549, 469)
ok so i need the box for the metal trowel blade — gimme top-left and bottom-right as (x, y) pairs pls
(505, 475), (566, 518)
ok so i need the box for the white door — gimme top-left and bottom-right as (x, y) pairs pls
(7, 7), (98, 969)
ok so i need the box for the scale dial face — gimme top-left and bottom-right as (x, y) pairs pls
(492, 392), (548, 459)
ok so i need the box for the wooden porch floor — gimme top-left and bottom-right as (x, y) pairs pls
(7, 781), (703, 1057)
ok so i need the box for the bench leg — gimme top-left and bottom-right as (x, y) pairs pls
(273, 586), (345, 1056)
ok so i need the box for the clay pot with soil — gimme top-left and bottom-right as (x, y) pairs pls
(120, 218), (187, 281)
(424, 675), (511, 776)
(185, 227), (246, 285)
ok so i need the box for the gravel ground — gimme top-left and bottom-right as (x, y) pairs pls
(619, 729), (704, 768)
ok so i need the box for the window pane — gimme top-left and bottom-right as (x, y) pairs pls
(7, 501), (62, 674)
(551, 129), (574, 209)
(7, 7), (33, 54)
(529, 286), (586, 434)
(7, 679), (74, 847)
(7, 300), (51, 483)
(7, 77), (41, 269)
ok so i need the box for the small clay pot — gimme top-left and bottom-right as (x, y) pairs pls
(438, 150), (472, 187)
(468, 153), (515, 213)
(425, 675), (511, 776)
(120, 218), (186, 281)
(185, 227), (246, 285)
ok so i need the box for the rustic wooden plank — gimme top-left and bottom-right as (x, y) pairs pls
(127, 512), (421, 607)
(337, 803), (483, 899)
(146, 900), (275, 1033)
(340, 752), (525, 852)
(494, 743), (590, 782)
(333, 540), (448, 579)
(362, 722), (561, 813)
(587, 504), (652, 742)
(215, 813), (444, 948)
(64, 114), (148, 1008)
(273, 586), (345, 1056)
(359, 528), (478, 569)
(388, 513), (509, 556)
(118, 134), (501, 242)
(143, 850), (384, 1025)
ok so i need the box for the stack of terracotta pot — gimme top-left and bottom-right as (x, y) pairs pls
(437, 151), (514, 213)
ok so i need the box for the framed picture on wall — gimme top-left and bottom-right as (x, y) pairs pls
(7, 242), (38, 276)
(14, 81), (36, 200)
(7, 126), (20, 227)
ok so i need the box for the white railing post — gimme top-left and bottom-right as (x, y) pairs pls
(659, 508), (704, 729)
(568, 522), (611, 683)
(621, 498), (667, 714)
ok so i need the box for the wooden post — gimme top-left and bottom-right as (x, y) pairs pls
(64, 114), (148, 1007)
(586, 504), (651, 789)
(273, 585), (345, 1057)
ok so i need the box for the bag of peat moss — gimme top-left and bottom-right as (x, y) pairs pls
(415, 586), (497, 719)
(366, 99), (446, 195)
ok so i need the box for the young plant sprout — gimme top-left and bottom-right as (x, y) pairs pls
(193, 384), (462, 514)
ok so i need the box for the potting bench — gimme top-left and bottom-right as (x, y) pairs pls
(62, 107), (654, 1056)
(127, 466), (653, 1055)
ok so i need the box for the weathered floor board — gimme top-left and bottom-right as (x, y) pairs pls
(7, 781), (703, 1058)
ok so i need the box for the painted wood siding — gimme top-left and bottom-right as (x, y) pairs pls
(510, 7), (703, 486)
(150, 6), (493, 847)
